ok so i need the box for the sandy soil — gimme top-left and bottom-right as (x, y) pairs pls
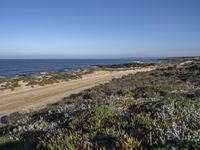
(178, 61), (193, 67)
(0, 66), (156, 115)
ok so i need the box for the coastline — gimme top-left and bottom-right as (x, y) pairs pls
(0, 58), (199, 149)
(0, 61), (157, 91)
(0, 65), (157, 115)
(0, 57), (197, 115)
(0, 59), (137, 77)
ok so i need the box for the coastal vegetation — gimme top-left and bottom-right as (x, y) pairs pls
(94, 62), (155, 70)
(0, 69), (93, 91)
(0, 58), (200, 149)
(0, 63), (155, 91)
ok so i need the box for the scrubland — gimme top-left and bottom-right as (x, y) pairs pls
(0, 58), (200, 149)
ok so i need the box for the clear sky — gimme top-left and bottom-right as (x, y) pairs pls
(0, 0), (200, 59)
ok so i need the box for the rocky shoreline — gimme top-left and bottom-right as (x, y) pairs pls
(0, 62), (157, 91)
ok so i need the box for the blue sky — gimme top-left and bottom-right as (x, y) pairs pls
(0, 0), (200, 59)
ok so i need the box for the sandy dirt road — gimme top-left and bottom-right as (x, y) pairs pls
(0, 66), (156, 115)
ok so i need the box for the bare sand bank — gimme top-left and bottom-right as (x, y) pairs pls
(0, 66), (156, 115)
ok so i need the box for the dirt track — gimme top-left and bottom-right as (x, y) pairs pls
(0, 66), (156, 115)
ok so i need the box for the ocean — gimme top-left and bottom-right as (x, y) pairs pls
(0, 58), (159, 77)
